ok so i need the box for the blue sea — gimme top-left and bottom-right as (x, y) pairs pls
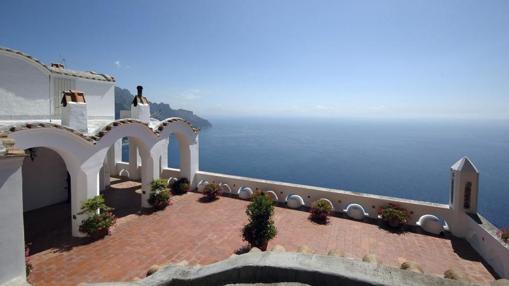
(126, 118), (509, 228)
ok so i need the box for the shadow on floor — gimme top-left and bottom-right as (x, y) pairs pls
(24, 202), (89, 255)
(24, 177), (149, 255)
(450, 237), (500, 279)
(103, 177), (145, 218)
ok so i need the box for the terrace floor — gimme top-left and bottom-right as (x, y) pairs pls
(25, 177), (496, 286)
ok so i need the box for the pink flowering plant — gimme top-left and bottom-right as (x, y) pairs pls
(78, 195), (116, 239)
(378, 203), (410, 228)
(310, 200), (333, 224)
(203, 183), (222, 201)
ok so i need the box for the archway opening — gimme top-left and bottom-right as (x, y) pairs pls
(168, 133), (181, 169)
(22, 147), (73, 255)
(99, 137), (146, 217)
(121, 137), (129, 162)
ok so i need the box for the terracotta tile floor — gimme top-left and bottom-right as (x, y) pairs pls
(25, 178), (496, 286)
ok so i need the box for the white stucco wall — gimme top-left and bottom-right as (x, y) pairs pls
(61, 102), (88, 132)
(74, 79), (114, 119)
(193, 171), (453, 226)
(0, 53), (50, 119)
(463, 213), (509, 278)
(0, 157), (27, 285)
(22, 147), (68, 212)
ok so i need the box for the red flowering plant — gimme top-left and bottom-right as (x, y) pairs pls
(203, 183), (223, 201)
(378, 203), (410, 228)
(309, 199), (333, 224)
(78, 195), (116, 239)
(498, 228), (509, 244)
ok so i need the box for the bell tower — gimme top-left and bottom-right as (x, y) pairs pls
(449, 157), (479, 214)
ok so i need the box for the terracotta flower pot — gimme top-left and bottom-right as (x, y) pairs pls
(90, 228), (109, 240)
(154, 201), (168, 210)
(387, 218), (403, 228)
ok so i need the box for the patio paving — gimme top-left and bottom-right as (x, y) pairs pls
(25, 178), (496, 285)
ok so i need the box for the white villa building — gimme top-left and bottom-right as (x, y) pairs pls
(0, 47), (507, 285)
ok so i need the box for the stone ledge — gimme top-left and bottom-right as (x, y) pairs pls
(84, 251), (479, 286)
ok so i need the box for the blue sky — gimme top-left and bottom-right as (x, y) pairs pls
(1, 0), (508, 119)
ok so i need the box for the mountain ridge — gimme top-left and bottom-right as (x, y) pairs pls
(114, 87), (212, 129)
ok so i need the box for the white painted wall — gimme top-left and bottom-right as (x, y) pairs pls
(131, 103), (150, 123)
(193, 170), (453, 226)
(0, 53), (50, 119)
(0, 157), (27, 285)
(61, 102), (88, 132)
(0, 51), (115, 121)
(74, 79), (114, 119)
(463, 213), (509, 278)
(22, 147), (68, 212)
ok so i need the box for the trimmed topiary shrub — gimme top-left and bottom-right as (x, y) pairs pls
(203, 183), (222, 201)
(379, 203), (410, 228)
(310, 199), (333, 224)
(148, 179), (170, 210)
(171, 177), (190, 195)
(242, 192), (277, 251)
(78, 195), (116, 239)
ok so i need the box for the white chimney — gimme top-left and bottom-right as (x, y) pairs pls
(130, 85), (150, 123)
(61, 90), (88, 132)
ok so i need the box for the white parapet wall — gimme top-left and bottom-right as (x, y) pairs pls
(462, 213), (509, 278)
(194, 170), (452, 226)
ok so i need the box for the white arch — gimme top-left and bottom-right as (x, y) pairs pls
(94, 121), (157, 152)
(8, 127), (93, 167)
(156, 118), (198, 146)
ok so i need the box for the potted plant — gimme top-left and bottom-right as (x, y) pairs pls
(78, 195), (116, 239)
(310, 199), (332, 223)
(171, 177), (190, 195)
(242, 192), (277, 250)
(378, 203), (409, 228)
(148, 179), (171, 210)
(203, 183), (222, 201)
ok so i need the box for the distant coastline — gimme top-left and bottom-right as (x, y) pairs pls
(114, 86), (212, 129)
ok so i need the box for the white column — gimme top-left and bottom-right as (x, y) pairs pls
(128, 140), (141, 180)
(70, 166), (101, 237)
(161, 137), (169, 171)
(108, 141), (121, 176)
(180, 136), (199, 186)
(140, 152), (160, 208)
(0, 156), (27, 285)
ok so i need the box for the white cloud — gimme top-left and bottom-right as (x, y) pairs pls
(314, 104), (332, 111)
(180, 89), (201, 100)
(368, 105), (386, 111)
(114, 61), (131, 69)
